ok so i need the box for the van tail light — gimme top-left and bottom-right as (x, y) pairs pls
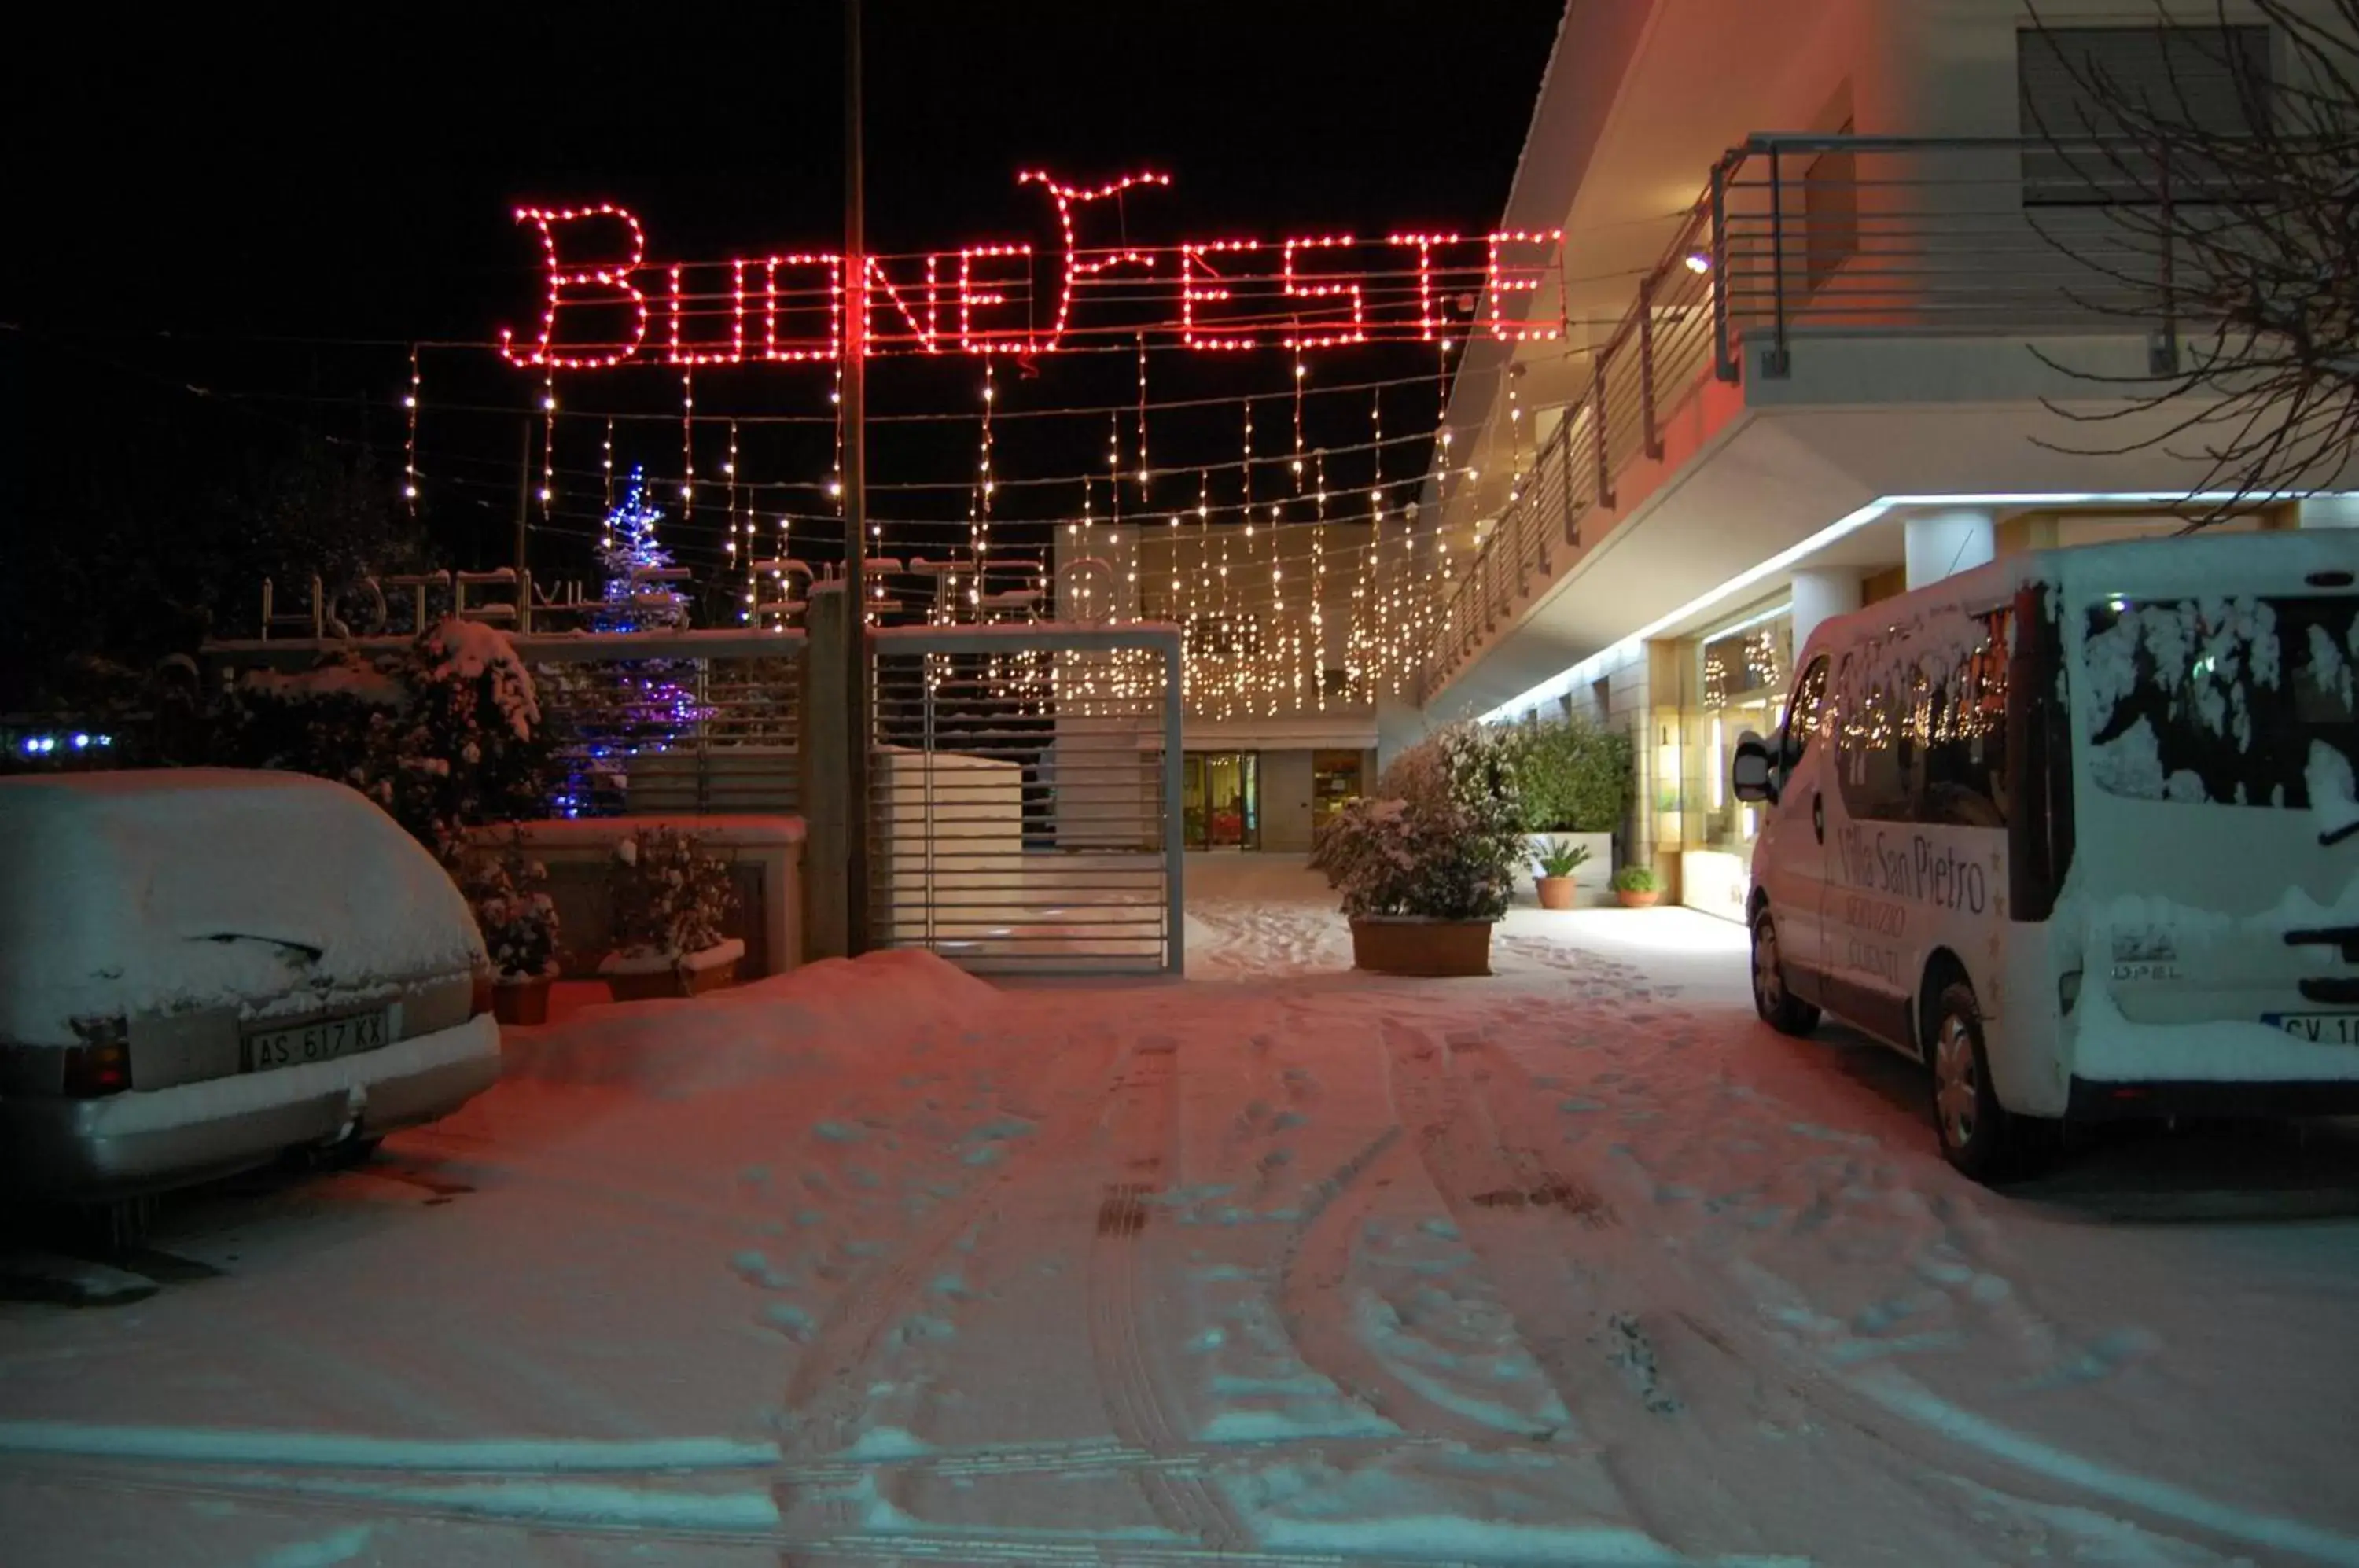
(63, 1018), (134, 1097)
(2059, 970), (2082, 1016)
(469, 965), (496, 1020)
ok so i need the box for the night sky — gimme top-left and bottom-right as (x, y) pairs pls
(14, 3), (1563, 599)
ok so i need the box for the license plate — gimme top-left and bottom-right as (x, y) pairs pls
(2265, 1013), (2359, 1046)
(244, 1010), (388, 1073)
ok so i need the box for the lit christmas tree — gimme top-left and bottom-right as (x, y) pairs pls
(548, 467), (704, 816)
(592, 467), (689, 632)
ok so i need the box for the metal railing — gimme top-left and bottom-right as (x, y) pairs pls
(1419, 132), (2203, 699)
(868, 622), (1184, 976)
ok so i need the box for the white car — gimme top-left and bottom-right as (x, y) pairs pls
(0, 769), (502, 1233)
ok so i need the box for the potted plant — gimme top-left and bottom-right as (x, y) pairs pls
(457, 831), (561, 1025)
(1326, 727), (1525, 976)
(1508, 716), (1632, 904)
(1611, 864), (1663, 909)
(600, 826), (744, 1000)
(1533, 837), (1590, 911)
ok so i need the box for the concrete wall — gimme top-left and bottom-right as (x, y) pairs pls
(473, 816), (804, 982)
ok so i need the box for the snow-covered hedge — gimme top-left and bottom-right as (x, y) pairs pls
(212, 617), (553, 863)
(1321, 726), (1525, 922)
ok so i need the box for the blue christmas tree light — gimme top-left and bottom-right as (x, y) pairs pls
(550, 468), (707, 817)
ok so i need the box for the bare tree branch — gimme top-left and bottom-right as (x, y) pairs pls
(2026, 0), (2359, 524)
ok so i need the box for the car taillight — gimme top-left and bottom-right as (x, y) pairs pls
(64, 1018), (133, 1097)
(469, 966), (496, 1019)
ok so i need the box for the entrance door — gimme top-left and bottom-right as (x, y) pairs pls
(1202, 752), (1259, 848)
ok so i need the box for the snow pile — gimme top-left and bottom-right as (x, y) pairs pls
(0, 769), (482, 1044)
(499, 948), (1002, 1095)
(239, 659), (405, 707)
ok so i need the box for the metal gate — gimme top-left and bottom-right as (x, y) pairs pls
(868, 624), (1184, 975)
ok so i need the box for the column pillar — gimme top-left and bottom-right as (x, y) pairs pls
(1788, 568), (1863, 651)
(1904, 508), (1995, 590)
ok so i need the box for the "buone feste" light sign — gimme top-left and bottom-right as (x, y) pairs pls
(498, 169), (1566, 371)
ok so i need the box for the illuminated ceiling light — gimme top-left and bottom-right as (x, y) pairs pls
(1684, 252), (1711, 274)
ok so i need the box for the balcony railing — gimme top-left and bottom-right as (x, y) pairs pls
(1419, 132), (2204, 699)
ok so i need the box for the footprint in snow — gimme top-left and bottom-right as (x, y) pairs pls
(730, 1250), (793, 1290)
(760, 1301), (816, 1340)
(2015, 1325), (2162, 1392)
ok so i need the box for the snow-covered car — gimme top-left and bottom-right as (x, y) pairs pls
(0, 769), (502, 1222)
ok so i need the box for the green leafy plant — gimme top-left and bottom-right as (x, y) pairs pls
(1610, 864), (1661, 894)
(1534, 837), (1591, 878)
(1510, 716), (1634, 834)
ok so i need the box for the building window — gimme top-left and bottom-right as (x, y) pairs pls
(1680, 605), (1793, 853)
(1312, 749), (1364, 825)
(2019, 25), (2273, 206)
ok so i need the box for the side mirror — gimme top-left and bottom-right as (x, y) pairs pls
(1732, 731), (1778, 804)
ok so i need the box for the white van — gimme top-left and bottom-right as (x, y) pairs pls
(1731, 529), (2359, 1181)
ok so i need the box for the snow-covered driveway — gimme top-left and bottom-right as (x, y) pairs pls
(6, 856), (2359, 1566)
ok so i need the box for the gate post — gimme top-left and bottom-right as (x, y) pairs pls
(798, 582), (855, 960)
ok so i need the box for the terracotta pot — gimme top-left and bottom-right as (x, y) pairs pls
(1535, 876), (1576, 911)
(491, 974), (554, 1026)
(1349, 917), (1492, 977)
(680, 956), (741, 997)
(1616, 889), (1661, 908)
(603, 955), (742, 1002)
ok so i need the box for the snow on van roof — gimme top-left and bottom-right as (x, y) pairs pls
(0, 769), (482, 1045)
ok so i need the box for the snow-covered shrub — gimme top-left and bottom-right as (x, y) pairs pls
(213, 617), (552, 863)
(609, 826), (738, 961)
(458, 830), (560, 981)
(1323, 725), (1525, 922)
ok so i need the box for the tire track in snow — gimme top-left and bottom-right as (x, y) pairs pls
(1086, 1035), (1252, 1551)
(1381, 1015), (1824, 1562)
(1267, 1018), (1542, 1449)
(773, 1024), (1119, 1485)
(1461, 1027), (2359, 1568)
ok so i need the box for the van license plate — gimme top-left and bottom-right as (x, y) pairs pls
(2265, 1014), (2359, 1046)
(244, 1011), (388, 1072)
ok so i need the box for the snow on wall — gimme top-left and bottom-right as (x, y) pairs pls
(0, 771), (484, 1045)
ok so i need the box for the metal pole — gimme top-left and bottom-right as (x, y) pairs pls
(1637, 272), (1662, 461)
(1710, 160), (1735, 383)
(513, 417), (531, 586)
(1161, 629), (1186, 977)
(841, 0), (872, 953)
(1765, 146), (1791, 378)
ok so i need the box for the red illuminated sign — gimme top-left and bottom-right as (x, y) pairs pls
(498, 171), (1562, 371)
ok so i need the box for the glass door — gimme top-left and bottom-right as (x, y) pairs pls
(1183, 752), (1261, 849)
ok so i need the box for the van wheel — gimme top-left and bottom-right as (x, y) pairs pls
(1751, 909), (1821, 1036)
(1928, 981), (2024, 1183)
